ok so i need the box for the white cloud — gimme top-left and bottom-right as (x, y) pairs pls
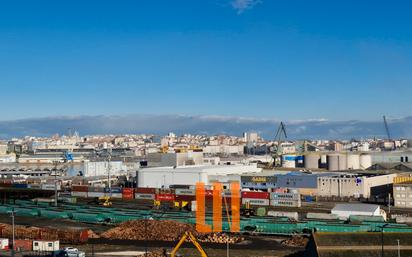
(231, 0), (262, 14)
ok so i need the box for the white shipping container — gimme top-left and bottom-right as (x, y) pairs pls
(109, 193), (122, 199)
(267, 211), (299, 220)
(270, 199), (301, 208)
(33, 240), (59, 252)
(306, 212), (339, 220)
(87, 192), (105, 198)
(41, 184), (61, 191)
(0, 238), (9, 250)
(175, 189), (195, 196)
(242, 198), (269, 206)
(71, 191), (87, 198)
(270, 192), (300, 200)
(135, 193), (155, 200)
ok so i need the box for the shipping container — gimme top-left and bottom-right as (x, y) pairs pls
(135, 193), (155, 200)
(110, 193), (122, 199)
(88, 187), (105, 192)
(12, 184), (28, 189)
(306, 212), (339, 220)
(104, 187), (122, 194)
(41, 184), (61, 191)
(270, 199), (301, 207)
(87, 192), (105, 198)
(175, 189), (195, 196)
(71, 192), (87, 198)
(270, 192), (300, 200)
(72, 185), (88, 192)
(33, 240), (59, 252)
(135, 187), (157, 194)
(175, 195), (196, 202)
(242, 198), (269, 206)
(155, 193), (174, 201)
(241, 191), (269, 199)
(267, 211), (299, 220)
(29, 184), (41, 189)
(122, 188), (134, 200)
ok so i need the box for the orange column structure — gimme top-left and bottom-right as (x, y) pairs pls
(212, 182), (222, 232)
(195, 182), (212, 233)
(230, 182), (240, 232)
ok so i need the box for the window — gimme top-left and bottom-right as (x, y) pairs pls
(48, 243), (52, 247)
(34, 242), (38, 246)
(396, 194), (400, 198)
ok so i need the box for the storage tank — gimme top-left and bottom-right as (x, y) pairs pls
(338, 154), (347, 170)
(327, 154), (339, 171)
(347, 154), (360, 170)
(282, 155), (296, 168)
(304, 154), (320, 169)
(359, 154), (372, 170)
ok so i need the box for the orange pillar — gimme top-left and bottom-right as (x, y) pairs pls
(230, 182), (240, 232)
(196, 182), (211, 232)
(212, 182), (222, 232)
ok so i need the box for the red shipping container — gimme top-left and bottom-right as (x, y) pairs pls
(122, 188), (134, 200)
(175, 195), (195, 202)
(155, 193), (174, 201)
(14, 240), (32, 251)
(241, 191), (269, 199)
(135, 187), (157, 194)
(72, 185), (88, 192)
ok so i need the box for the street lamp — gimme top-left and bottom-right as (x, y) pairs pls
(381, 223), (390, 257)
(397, 239), (401, 257)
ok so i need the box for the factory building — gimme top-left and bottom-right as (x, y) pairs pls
(317, 173), (396, 198)
(83, 161), (127, 177)
(137, 164), (261, 188)
(393, 182), (412, 208)
(147, 151), (204, 167)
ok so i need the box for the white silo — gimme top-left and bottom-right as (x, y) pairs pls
(327, 154), (339, 171)
(347, 154), (360, 170)
(304, 154), (320, 169)
(282, 155), (296, 168)
(338, 154), (348, 170)
(359, 154), (372, 170)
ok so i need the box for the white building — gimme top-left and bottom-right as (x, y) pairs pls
(331, 203), (386, 220)
(317, 173), (396, 198)
(147, 151), (204, 167)
(33, 240), (59, 252)
(83, 161), (127, 177)
(137, 164), (262, 188)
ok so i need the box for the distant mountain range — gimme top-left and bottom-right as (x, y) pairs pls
(0, 114), (411, 140)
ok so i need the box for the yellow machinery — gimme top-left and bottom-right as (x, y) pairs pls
(171, 231), (208, 257)
(97, 196), (112, 206)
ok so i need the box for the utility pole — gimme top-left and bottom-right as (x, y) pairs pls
(53, 161), (59, 207)
(107, 148), (112, 197)
(10, 211), (15, 257)
(397, 239), (401, 257)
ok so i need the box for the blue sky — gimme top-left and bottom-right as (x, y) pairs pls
(1, 0), (412, 121)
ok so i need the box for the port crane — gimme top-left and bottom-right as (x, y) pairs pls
(272, 122), (287, 167)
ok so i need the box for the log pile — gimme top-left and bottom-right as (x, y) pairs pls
(281, 236), (308, 247)
(0, 223), (91, 244)
(197, 232), (243, 244)
(101, 220), (197, 241)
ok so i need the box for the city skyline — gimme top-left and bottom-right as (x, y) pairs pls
(1, 1), (412, 121)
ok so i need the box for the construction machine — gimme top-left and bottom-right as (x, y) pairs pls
(171, 231), (208, 257)
(95, 196), (112, 207)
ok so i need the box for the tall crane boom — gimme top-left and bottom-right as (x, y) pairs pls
(383, 115), (391, 140)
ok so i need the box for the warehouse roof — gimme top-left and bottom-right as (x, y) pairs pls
(332, 203), (379, 213)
